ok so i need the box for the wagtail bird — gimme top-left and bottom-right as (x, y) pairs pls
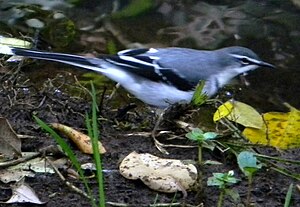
(0, 45), (275, 108)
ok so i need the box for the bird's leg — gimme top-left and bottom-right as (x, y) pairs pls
(107, 83), (120, 101)
(151, 108), (170, 154)
(151, 108), (165, 136)
(151, 103), (192, 154)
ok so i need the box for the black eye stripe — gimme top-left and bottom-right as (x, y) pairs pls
(236, 57), (256, 66)
(240, 57), (251, 64)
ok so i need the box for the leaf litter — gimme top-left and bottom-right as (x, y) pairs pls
(119, 151), (198, 195)
(1, 179), (46, 204)
(0, 117), (22, 160)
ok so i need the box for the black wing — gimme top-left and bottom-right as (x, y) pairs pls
(105, 48), (195, 91)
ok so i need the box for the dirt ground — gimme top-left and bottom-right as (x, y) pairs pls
(0, 64), (299, 207)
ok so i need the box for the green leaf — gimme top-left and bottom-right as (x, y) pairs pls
(192, 128), (204, 134)
(225, 176), (239, 184)
(186, 128), (218, 145)
(87, 82), (105, 207)
(191, 80), (208, 106)
(207, 175), (224, 187)
(237, 151), (262, 177)
(203, 132), (218, 140)
(185, 128), (204, 141)
(284, 183), (294, 207)
(207, 171), (239, 189)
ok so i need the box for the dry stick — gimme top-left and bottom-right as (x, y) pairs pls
(106, 202), (183, 207)
(105, 202), (129, 207)
(17, 134), (39, 139)
(0, 152), (40, 168)
(45, 157), (90, 200)
(0, 145), (61, 168)
(106, 202), (203, 207)
(74, 75), (93, 97)
(37, 95), (47, 108)
(219, 117), (246, 139)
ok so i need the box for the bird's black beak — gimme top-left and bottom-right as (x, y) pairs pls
(258, 61), (275, 68)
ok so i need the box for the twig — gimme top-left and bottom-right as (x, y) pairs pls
(0, 152), (40, 168)
(45, 157), (91, 199)
(17, 134), (38, 139)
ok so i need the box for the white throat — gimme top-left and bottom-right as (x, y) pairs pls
(215, 65), (259, 88)
(203, 65), (259, 96)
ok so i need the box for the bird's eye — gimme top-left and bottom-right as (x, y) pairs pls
(240, 58), (251, 65)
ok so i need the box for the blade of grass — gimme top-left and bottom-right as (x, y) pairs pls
(87, 81), (106, 207)
(33, 116), (97, 207)
(284, 183), (293, 207)
(256, 154), (300, 165)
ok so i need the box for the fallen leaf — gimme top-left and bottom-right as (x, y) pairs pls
(119, 152), (197, 193)
(243, 106), (300, 149)
(2, 181), (46, 204)
(0, 117), (22, 160)
(50, 123), (106, 154)
(0, 155), (67, 183)
(0, 169), (34, 183)
(214, 101), (263, 129)
(213, 101), (234, 121)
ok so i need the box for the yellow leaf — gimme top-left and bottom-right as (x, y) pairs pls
(50, 123), (106, 154)
(243, 107), (300, 149)
(213, 101), (234, 122)
(214, 101), (263, 129)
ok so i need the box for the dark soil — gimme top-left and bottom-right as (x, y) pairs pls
(0, 65), (299, 207)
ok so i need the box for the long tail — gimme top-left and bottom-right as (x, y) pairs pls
(0, 45), (104, 72)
